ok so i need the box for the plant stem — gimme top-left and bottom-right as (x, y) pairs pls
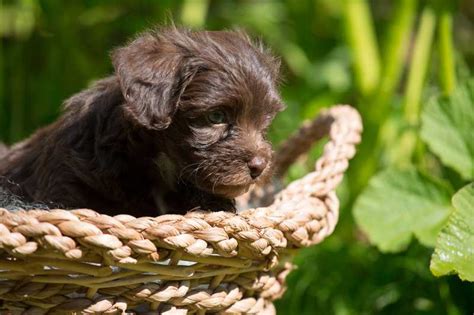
(343, 0), (381, 97)
(404, 5), (436, 126)
(372, 0), (417, 120)
(180, 0), (209, 28)
(438, 4), (456, 95)
(346, 1), (418, 193)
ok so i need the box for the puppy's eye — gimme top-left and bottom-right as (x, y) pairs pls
(207, 110), (226, 124)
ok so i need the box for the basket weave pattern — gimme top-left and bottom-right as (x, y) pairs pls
(0, 105), (362, 314)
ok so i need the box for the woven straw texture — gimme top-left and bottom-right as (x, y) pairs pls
(0, 105), (362, 314)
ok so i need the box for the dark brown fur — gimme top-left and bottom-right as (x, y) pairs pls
(0, 27), (283, 216)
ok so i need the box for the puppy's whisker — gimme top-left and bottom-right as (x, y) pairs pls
(179, 161), (201, 175)
(212, 174), (223, 194)
(193, 157), (217, 182)
(190, 161), (207, 179)
(178, 161), (205, 181)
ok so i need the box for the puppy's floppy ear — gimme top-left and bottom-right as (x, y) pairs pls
(112, 32), (195, 130)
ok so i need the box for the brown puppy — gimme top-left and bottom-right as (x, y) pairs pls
(0, 27), (284, 216)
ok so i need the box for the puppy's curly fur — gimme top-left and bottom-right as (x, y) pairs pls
(0, 27), (283, 216)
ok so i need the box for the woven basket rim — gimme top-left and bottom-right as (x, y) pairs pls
(0, 105), (362, 315)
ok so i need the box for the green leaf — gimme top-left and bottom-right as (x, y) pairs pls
(420, 79), (474, 180)
(430, 183), (474, 281)
(354, 168), (453, 252)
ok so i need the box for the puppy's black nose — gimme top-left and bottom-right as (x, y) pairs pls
(248, 156), (267, 179)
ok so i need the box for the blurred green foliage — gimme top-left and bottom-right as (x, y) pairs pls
(1, 0), (473, 314)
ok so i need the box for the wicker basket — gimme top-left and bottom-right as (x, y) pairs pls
(0, 105), (362, 314)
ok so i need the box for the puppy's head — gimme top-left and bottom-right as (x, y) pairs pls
(112, 27), (284, 198)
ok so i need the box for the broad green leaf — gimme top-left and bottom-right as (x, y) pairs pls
(420, 79), (474, 180)
(430, 183), (474, 281)
(354, 168), (453, 252)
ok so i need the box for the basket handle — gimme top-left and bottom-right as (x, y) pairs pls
(237, 105), (362, 209)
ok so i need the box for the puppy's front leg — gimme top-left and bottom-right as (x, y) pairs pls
(153, 183), (236, 214)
